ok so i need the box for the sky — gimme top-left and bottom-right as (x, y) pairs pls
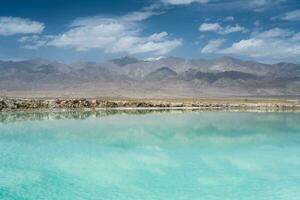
(0, 0), (300, 63)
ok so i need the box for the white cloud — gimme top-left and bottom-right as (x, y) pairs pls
(252, 28), (294, 38)
(161, 0), (210, 5)
(249, 0), (269, 6)
(201, 39), (225, 53)
(220, 38), (266, 57)
(18, 35), (53, 50)
(224, 16), (234, 21)
(249, 0), (286, 7)
(218, 28), (300, 62)
(144, 56), (166, 61)
(222, 24), (247, 34)
(121, 10), (160, 21)
(273, 9), (300, 21)
(291, 32), (300, 42)
(71, 10), (159, 27)
(19, 10), (182, 55)
(0, 17), (44, 36)
(199, 22), (247, 35)
(161, 0), (285, 7)
(199, 23), (222, 32)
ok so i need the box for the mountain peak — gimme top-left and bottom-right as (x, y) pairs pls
(27, 58), (51, 65)
(219, 56), (241, 62)
(109, 56), (139, 66)
(145, 67), (177, 81)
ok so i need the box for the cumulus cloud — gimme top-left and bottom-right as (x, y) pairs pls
(0, 16), (44, 36)
(201, 39), (225, 53)
(199, 22), (247, 35)
(272, 9), (300, 21)
(19, 10), (182, 55)
(221, 25), (247, 34)
(199, 23), (221, 32)
(218, 28), (300, 62)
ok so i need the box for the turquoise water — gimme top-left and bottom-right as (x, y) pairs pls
(0, 110), (300, 200)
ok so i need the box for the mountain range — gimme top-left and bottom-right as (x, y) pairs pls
(0, 56), (299, 98)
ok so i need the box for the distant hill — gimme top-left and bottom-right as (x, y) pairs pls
(0, 56), (299, 98)
(109, 56), (139, 66)
(145, 67), (177, 81)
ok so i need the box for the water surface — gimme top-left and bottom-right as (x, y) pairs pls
(0, 110), (300, 200)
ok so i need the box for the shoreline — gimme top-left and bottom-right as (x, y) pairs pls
(1, 97), (300, 112)
(1, 107), (299, 124)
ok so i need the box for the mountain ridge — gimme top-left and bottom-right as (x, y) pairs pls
(0, 56), (299, 98)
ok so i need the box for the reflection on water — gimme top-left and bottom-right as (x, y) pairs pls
(0, 110), (300, 200)
(0, 109), (183, 123)
(1, 109), (297, 123)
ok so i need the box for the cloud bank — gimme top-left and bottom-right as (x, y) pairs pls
(20, 10), (182, 55)
(217, 28), (300, 62)
(0, 17), (44, 36)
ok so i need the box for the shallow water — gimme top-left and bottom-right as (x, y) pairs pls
(0, 110), (300, 200)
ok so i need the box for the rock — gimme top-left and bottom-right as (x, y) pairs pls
(105, 101), (119, 108)
(0, 99), (8, 111)
(0, 97), (299, 111)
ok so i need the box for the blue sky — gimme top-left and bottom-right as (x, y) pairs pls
(0, 0), (300, 63)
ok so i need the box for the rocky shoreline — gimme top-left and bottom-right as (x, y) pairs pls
(0, 97), (300, 112)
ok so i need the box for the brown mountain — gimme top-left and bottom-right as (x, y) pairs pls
(0, 56), (299, 98)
